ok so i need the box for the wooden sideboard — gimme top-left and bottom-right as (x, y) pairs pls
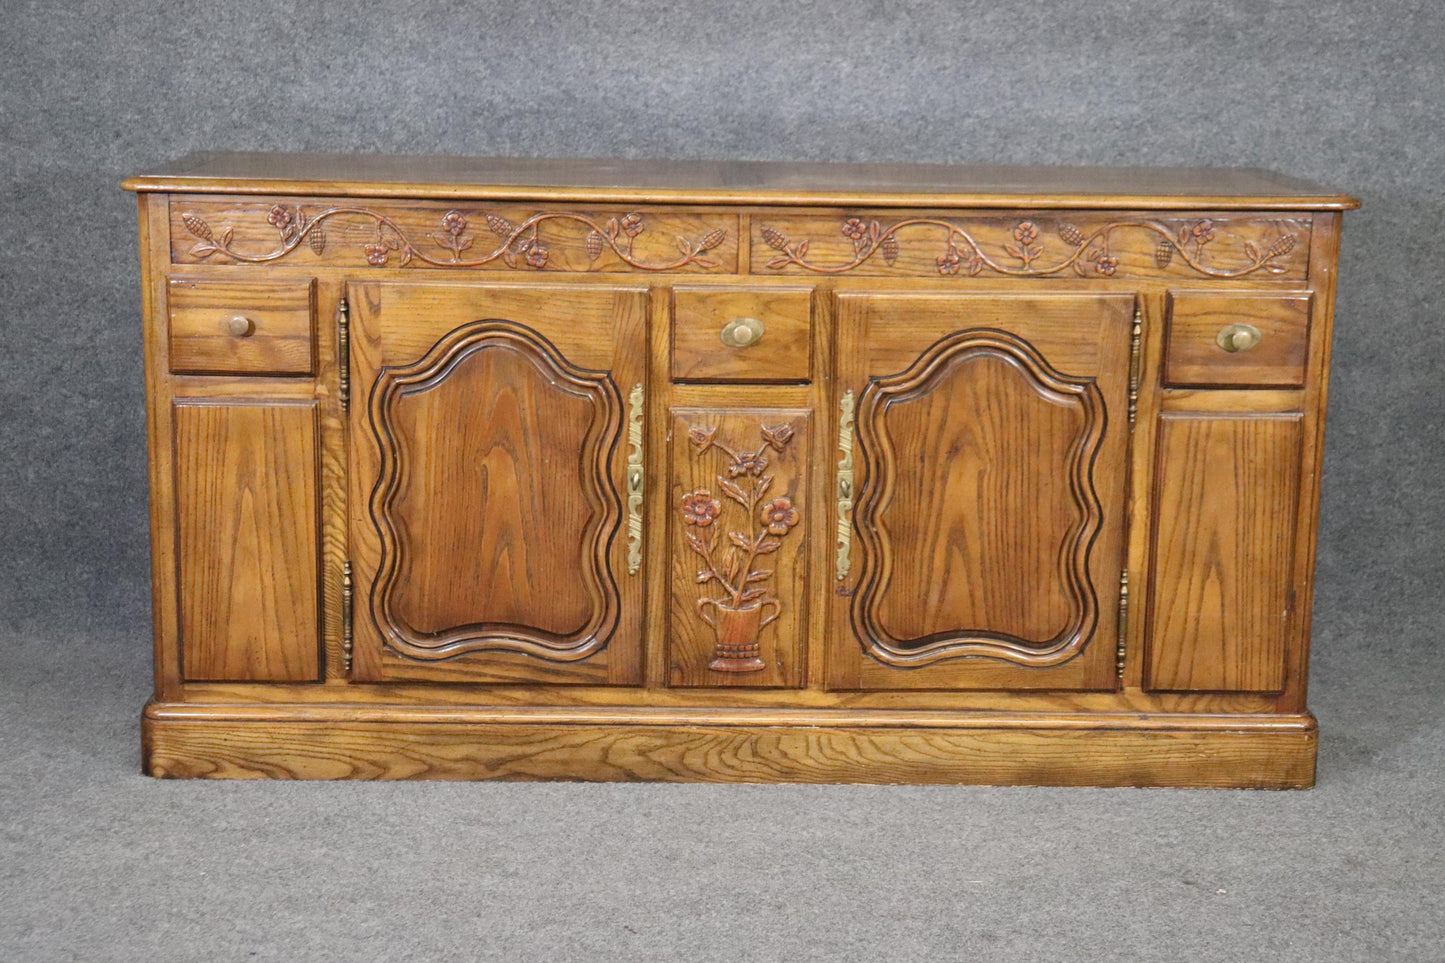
(125, 153), (1356, 786)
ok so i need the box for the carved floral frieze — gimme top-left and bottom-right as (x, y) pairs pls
(173, 202), (732, 272)
(758, 215), (1307, 279)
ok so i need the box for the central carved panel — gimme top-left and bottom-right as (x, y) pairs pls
(852, 329), (1104, 668)
(368, 320), (623, 662)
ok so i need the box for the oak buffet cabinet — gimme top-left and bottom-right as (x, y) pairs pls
(125, 153), (1356, 786)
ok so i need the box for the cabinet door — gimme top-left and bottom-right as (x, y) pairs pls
(348, 282), (647, 684)
(830, 293), (1134, 690)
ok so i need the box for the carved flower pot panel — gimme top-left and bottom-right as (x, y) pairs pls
(170, 196), (738, 273)
(828, 293), (1134, 691)
(754, 213), (1309, 281)
(347, 281), (649, 684)
(669, 409), (810, 688)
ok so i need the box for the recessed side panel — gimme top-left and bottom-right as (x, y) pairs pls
(174, 401), (320, 682)
(1145, 414), (1303, 693)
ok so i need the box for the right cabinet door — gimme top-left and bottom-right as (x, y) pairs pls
(829, 293), (1135, 690)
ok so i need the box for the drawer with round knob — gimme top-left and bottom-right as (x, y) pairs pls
(670, 285), (813, 383)
(1163, 291), (1312, 388)
(166, 277), (316, 375)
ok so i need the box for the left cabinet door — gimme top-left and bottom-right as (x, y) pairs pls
(347, 282), (648, 684)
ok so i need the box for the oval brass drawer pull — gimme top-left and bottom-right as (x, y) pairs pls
(1215, 322), (1261, 353)
(719, 316), (764, 348)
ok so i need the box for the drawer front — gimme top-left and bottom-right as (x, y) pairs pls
(671, 286), (813, 383)
(167, 277), (316, 375)
(1164, 292), (1311, 387)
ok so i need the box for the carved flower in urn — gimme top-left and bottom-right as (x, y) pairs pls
(760, 423), (794, 452)
(441, 210), (468, 236)
(620, 213), (644, 237)
(681, 491), (722, 527)
(688, 424), (719, 452)
(727, 450), (768, 478)
(760, 497), (800, 536)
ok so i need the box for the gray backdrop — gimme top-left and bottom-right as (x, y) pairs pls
(2, 2), (1442, 961)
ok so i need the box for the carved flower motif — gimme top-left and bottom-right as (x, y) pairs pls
(760, 423), (794, 452)
(267, 205), (293, 229)
(1014, 221), (1039, 245)
(688, 424), (718, 452)
(1095, 255), (1119, 276)
(681, 491), (722, 527)
(727, 450), (768, 478)
(760, 497), (800, 535)
(364, 244), (390, 266)
(1191, 219), (1215, 244)
(936, 251), (961, 275)
(841, 218), (868, 240)
(620, 213), (644, 237)
(525, 245), (549, 268)
(441, 210), (468, 236)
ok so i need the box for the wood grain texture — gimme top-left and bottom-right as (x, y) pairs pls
(173, 401), (319, 681)
(667, 408), (810, 687)
(670, 286), (813, 382)
(347, 282), (647, 685)
(142, 706), (1317, 787)
(832, 293), (1133, 691)
(167, 277), (315, 375)
(124, 152), (1359, 210)
(167, 196), (737, 273)
(1145, 414), (1303, 692)
(1165, 291), (1312, 387)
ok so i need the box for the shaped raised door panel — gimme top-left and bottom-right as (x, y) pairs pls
(348, 282), (647, 684)
(830, 293), (1133, 691)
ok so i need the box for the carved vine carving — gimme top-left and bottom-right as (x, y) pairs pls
(681, 422), (800, 672)
(369, 319), (623, 662)
(180, 206), (728, 270)
(759, 216), (1299, 278)
(852, 329), (1103, 668)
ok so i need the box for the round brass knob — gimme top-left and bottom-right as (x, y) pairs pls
(1216, 322), (1262, 353)
(225, 315), (256, 338)
(719, 317), (764, 348)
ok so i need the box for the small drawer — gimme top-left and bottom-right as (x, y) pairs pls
(167, 278), (316, 375)
(671, 286), (812, 383)
(1164, 292), (1311, 388)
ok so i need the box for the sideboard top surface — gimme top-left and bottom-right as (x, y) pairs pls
(123, 151), (1358, 211)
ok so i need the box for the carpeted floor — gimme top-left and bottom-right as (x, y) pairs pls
(2, 601), (1441, 962)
